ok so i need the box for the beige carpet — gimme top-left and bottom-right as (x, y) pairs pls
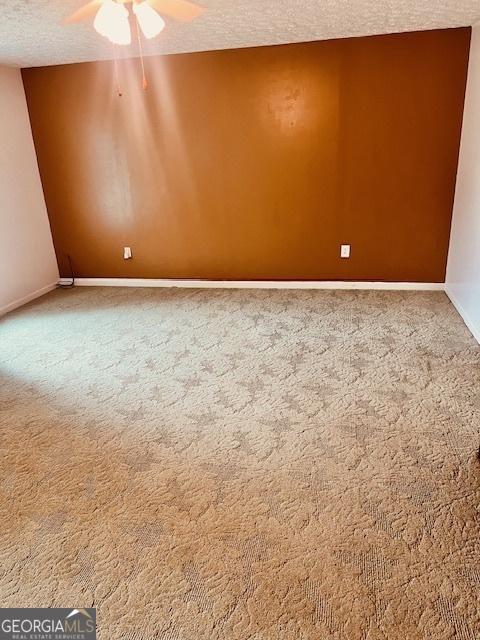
(0, 288), (479, 639)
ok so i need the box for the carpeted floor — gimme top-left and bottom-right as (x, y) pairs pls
(0, 287), (479, 639)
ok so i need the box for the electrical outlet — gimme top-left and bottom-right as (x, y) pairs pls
(340, 244), (351, 259)
(124, 247), (132, 260)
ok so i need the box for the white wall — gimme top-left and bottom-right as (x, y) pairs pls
(0, 66), (58, 316)
(446, 25), (480, 344)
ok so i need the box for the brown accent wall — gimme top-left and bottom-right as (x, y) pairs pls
(23, 28), (470, 281)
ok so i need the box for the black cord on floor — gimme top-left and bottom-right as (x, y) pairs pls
(57, 254), (75, 289)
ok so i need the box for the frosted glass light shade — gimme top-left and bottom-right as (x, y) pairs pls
(94, 0), (132, 46)
(133, 1), (166, 39)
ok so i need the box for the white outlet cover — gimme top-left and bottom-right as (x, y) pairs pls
(124, 247), (132, 259)
(341, 245), (351, 258)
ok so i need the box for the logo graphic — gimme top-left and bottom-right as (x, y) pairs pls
(0, 608), (96, 640)
(66, 609), (93, 620)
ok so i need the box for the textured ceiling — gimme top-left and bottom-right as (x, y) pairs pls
(0, 0), (479, 68)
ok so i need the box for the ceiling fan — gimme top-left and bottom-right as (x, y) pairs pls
(64, 0), (205, 46)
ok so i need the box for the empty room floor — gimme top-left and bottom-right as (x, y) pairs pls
(1, 288), (479, 639)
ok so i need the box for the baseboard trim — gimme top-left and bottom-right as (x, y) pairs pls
(59, 278), (445, 291)
(0, 282), (58, 318)
(445, 285), (480, 344)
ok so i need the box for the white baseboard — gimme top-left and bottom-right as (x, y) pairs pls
(0, 282), (58, 318)
(445, 285), (480, 344)
(58, 278), (445, 291)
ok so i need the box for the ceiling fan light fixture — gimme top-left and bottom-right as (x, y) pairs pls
(94, 0), (132, 45)
(132, 1), (166, 39)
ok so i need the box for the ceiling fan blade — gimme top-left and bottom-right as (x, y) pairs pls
(147, 0), (205, 22)
(63, 0), (102, 24)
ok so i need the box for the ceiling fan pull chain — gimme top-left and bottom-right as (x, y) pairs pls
(134, 13), (148, 90)
(112, 43), (123, 97)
